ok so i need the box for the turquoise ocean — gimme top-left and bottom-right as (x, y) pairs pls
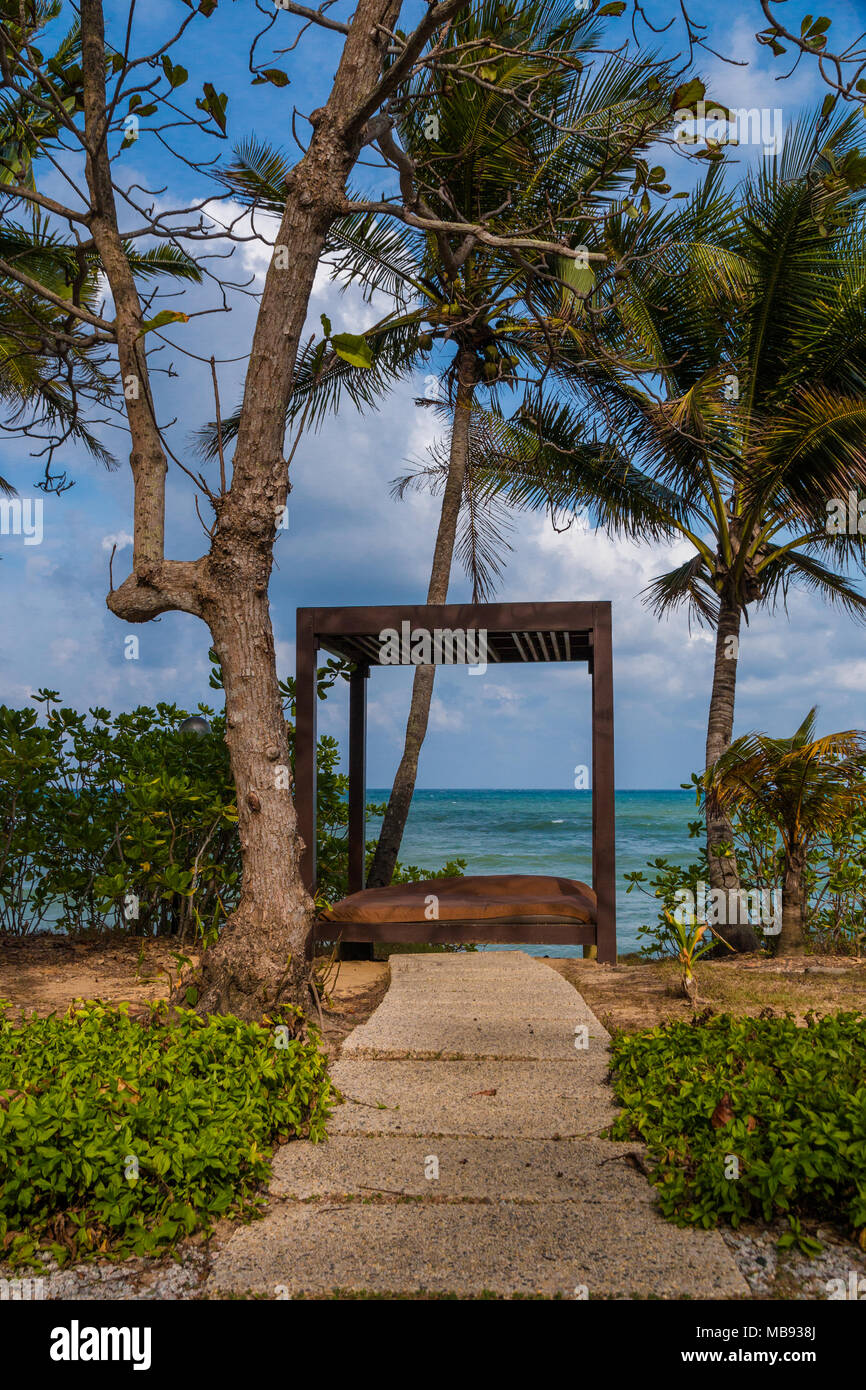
(366, 788), (700, 957)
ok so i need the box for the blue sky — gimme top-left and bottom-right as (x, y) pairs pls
(2, 0), (865, 789)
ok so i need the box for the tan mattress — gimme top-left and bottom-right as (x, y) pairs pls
(320, 874), (596, 926)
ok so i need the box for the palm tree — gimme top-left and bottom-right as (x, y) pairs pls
(703, 709), (866, 954)
(211, 0), (690, 892)
(482, 112), (866, 897)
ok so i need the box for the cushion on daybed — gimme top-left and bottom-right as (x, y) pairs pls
(320, 873), (596, 925)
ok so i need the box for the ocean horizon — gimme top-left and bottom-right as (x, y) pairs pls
(366, 788), (700, 957)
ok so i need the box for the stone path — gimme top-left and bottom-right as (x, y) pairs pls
(207, 951), (748, 1299)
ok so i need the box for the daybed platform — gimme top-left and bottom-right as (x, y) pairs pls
(319, 873), (597, 946)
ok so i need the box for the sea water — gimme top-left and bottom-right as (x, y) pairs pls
(366, 788), (700, 956)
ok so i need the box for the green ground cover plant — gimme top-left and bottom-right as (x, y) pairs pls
(608, 1011), (866, 1253)
(0, 1001), (334, 1266)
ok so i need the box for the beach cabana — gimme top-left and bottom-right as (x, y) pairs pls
(295, 601), (615, 962)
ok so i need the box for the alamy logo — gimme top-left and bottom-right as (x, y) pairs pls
(826, 491), (866, 535)
(0, 496), (43, 545)
(673, 102), (783, 155)
(0, 1276), (44, 1299)
(673, 881), (782, 934)
(826, 1271), (866, 1300)
(379, 622), (488, 674)
(49, 1320), (152, 1371)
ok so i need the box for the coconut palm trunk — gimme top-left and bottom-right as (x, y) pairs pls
(705, 592), (742, 894)
(778, 842), (807, 954)
(366, 346), (478, 890)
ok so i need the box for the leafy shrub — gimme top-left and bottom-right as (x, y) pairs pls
(0, 656), (461, 940)
(0, 1001), (334, 1265)
(608, 1012), (866, 1252)
(1, 695), (240, 940)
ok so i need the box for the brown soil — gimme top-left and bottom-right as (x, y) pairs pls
(547, 953), (865, 1032)
(0, 933), (390, 1055)
(2, 936), (862, 1043)
(311, 956), (390, 1056)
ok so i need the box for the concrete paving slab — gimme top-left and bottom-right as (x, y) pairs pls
(342, 949), (609, 1060)
(373, 997), (605, 1023)
(207, 1199), (749, 1300)
(376, 975), (600, 1001)
(379, 988), (600, 1008)
(270, 1135), (657, 1202)
(391, 952), (533, 966)
(329, 1059), (617, 1137)
(340, 1016), (608, 1059)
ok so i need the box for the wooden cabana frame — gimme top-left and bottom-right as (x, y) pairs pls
(295, 601), (616, 962)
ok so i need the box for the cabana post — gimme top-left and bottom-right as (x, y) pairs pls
(295, 601), (616, 962)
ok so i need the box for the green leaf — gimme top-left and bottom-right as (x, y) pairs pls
(197, 82), (227, 134)
(330, 333), (373, 369)
(137, 310), (191, 337)
(260, 69), (290, 88)
(162, 57), (188, 88)
(559, 254), (595, 300)
(672, 78), (706, 112)
(598, 2), (626, 14)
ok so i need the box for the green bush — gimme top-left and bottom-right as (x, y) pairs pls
(0, 695), (241, 940)
(0, 1001), (334, 1266)
(0, 656), (461, 940)
(608, 1012), (866, 1252)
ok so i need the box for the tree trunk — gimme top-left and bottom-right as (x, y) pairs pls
(366, 347), (478, 891)
(80, 0), (440, 1016)
(777, 844), (807, 955)
(705, 594), (742, 895)
(190, 581), (312, 1016)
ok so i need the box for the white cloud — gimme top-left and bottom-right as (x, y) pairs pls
(428, 696), (465, 733)
(101, 530), (134, 552)
(830, 659), (866, 693)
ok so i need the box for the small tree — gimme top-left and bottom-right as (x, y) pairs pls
(702, 708), (866, 955)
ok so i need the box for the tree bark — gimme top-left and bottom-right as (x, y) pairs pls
(366, 347), (478, 891)
(189, 580), (312, 1011)
(705, 593), (742, 895)
(777, 843), (807, 955)
(80, 0), (470, 1016)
